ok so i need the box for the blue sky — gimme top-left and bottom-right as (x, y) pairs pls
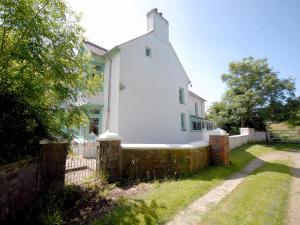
(68, 0), (300, 106)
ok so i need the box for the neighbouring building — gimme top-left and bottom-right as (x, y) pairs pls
(76, 8), (214, 144)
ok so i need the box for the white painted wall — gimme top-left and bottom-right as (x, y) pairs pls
(117, 30), (191, 144)
(188, 94), (205, 118)
(229, 128), (267, 150)
(187, 93), (207, 142)
(147, 9), (169, 42)
(102, 52), (121, 134)
(98, 9), (210, 144)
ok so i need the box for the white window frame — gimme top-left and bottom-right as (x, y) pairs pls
(195, 102), (199, 116)
(181, 113), (186, 131)
(179, 88), (185, 104)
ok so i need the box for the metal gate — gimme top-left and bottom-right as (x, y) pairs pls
(268, 129), (300, 143)
(65, 140), (99, 184)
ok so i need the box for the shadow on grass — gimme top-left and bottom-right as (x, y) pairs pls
(93, 142), (300, 225)
(92, 199), (165, 225)
(172, 142), (300, 182)
(262, 142), (300, 151)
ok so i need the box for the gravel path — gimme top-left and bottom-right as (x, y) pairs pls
(166, 151), (299, 225)
(287, 150), (300, 225)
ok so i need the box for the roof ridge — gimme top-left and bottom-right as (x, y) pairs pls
(84, 40), (108, 52)
(189, 90), (206, 101)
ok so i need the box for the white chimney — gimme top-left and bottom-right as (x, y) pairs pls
(147, 8), (169, 42)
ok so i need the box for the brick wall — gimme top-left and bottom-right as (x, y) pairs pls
(0, 143), (68, 222)
(39, 143), (68, 189)
(209, 135), (230, 165)
(0, 159), (39, 221)
(121, 146), (209, 180)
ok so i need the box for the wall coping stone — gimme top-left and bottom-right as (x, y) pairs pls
(229, 134), (249, 138)
(97, 130), (121, 141)
(210, 128), (229, 136)
(121, 140), (209, 150)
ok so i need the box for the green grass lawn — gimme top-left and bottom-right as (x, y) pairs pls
(91, 143), (300, 225)
(200, 160), (292, 225)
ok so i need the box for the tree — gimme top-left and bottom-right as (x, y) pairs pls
(208, 57), (295, 134)
(285, 97), (300, 127)
(0, 0), (101, 162)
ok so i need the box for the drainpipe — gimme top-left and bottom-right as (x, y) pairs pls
(105, 57), (112, 131)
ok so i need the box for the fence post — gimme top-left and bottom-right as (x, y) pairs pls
(209, 128), (230, 165)
(96, 131), (122, 182)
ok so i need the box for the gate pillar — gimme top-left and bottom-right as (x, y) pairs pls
(209, 128), (230, 165)
(96, 131), (122, 182)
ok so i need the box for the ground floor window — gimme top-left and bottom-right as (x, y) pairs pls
(74, 104), (102, 138)
(192, 121), (202, 130)
(181, 113), (187, 131)
(190, 115), (214, 131)
(89, 118), (99, 135)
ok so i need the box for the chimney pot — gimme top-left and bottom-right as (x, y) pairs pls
(147, 8), (169, 42)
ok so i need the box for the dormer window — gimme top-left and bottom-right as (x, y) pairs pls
(145, 47), (151, 57)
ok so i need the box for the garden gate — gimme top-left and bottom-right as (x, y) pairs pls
(65, 137), (99, 184)
(268, 129), (300, 143)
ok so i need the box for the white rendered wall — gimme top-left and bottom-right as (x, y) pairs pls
(229, 128), (267, 150)
(188, 94), (205, 118)
(118, 32), (190, 144)
(147, 9), (169, 42)
(188, 94), (206, 142)
(102, 53), (120, 134)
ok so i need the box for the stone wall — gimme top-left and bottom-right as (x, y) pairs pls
(0, 159), (39, 221)
(121, 145), (209, 180)
(0, 143), (68, 222)
(39, 143), (68, 189)
(229, 128), (266, 150)
(97, 131), (230, 182)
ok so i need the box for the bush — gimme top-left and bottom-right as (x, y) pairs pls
(0, 93), (48, 165)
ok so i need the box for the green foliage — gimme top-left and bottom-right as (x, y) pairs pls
(0, 0), (103, 161)
(94, 144), (294, 225)
(285, 97), (300, 127)
(201, 160), (292, 225)
(0, 0), (102, 136)
(208, 57), (295, 134)
(0, 93), (47, 164)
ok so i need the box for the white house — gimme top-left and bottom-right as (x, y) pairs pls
(78, 9), (214, 144)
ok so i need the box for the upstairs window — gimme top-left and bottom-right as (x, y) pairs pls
(145, 47), (151, 57)
(195, 103), (199, 116)
(95, 65), (103, 73)
(179, 88), (185, 104)
(181, 113), (186, 131)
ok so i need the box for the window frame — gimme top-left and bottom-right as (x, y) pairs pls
(195, 102), (199, 116)
(145, 47), (151, 57)
(179, 88), (185, 104)
(181, 113), (187, 131)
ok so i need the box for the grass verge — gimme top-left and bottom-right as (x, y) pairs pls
(92, 143), (299, 225)
(200, 160), (292, 225)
